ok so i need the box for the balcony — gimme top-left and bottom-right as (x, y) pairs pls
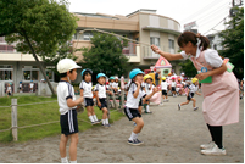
(122, 43), (140, 62)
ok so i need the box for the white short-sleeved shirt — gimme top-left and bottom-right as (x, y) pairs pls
(29, 83), (34, 89)
(189, 84), (197, 94)
(20, 84), (22, 88)
(7, 87), (11, 93)
(57, 81), (76, 115)
(180, 48), (223, 68)
(79, 81), (93, 99)
(110, 82), (118, 89)
(172, 82), (177, 88)
(95, 83), (108, 99)
(145, 83), (152, 95)
(161, 82), (168, 90)
(126, 83), (146, 109)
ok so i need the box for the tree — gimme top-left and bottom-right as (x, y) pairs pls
(0, 0), (78, 95)
(80, 32), (132, 82)
(219, 6), (244, 79)
(178, 60), (197, 78)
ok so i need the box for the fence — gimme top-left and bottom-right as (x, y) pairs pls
(0, 90), (127, 141)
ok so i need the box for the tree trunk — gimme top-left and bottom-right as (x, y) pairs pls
(21, 29), (55, 95)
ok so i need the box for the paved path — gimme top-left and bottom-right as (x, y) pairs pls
(0, 95), (243, 163)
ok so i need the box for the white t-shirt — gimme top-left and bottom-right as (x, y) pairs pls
(95, 83), (107, 99)
(7, 87), (11, 93)
(20, 84), (22, 88)
(180, 49), (223, 68)
(110, 82), (118, 89)
(79, 81), (93, 99)
(172, 82), (177, 88)
(126, 83), (146, 109)
(29, 83), (34, 89)
(189, 84), (197, 94)
(161, 82), (168, 90)
(145, 83), (152, 95)
(57, 81), (76, 115)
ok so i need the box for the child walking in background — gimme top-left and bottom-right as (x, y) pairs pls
(124, 68), (157, 145)
(171, 76), (177, 98)
(6, 83), (12, 98)
(56, 59), (83, 163)
(178, 78), (201, 111)
(160, 77), (168, 105)
(80, 68), (101, 125)
(95, 73), (112, 128)
(151, 32), (239, 155)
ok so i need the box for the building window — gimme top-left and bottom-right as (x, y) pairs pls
(213, 44), (217, 50)
(168, 39), (174, 50)
(150, 37), (160, 46)
(83, 33), (94, 40)
(23, 71), (31, 80)
(0, 66), (13, 80)
(32, 71), (39, 80)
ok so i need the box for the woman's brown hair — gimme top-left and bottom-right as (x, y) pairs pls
(178, 32), (210, 51)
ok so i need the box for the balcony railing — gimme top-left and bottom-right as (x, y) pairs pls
(142, 45), (176, 59)
(122, 43), (138, 56)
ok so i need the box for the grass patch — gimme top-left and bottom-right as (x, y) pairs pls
(0, 96), (124, 144)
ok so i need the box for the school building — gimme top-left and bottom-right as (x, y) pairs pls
(0, 9), (184, 94)
(72, 9), (183, 82)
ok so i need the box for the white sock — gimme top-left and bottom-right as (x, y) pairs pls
(128, 134), (133, 141)
(89, 116), (94, 122)
(70, 161), (77, 163)
(146, 105), (150, 112)
(93, 115), (98, 122)
(61, 157), (68, 163)
(132, 132), (138, 140)
(105, 118), (108, 124)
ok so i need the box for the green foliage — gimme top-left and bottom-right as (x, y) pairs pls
(219, 7), (244, 79)
(0, 95), (124, 143)
(80, 32), (132, 80)
(178, 60), (197, 77)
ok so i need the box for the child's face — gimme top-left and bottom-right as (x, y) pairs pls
(84, 73), (91, 82)
(98, 77), (106, 85)
(116, 79), (118, 83)
(68, 68), (77, 81)
(145, 78), (151, 84)
(136, 74), (144, 83)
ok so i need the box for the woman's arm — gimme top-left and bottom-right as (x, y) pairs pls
(151, 45), (184, 61)
(196, 63), (227, 80)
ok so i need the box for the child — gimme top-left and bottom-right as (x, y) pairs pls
(151, 32), (239, 155)
(6, 83), (12, 98)
(240, 79), (244, 99)
(178, 78), (201, 111)
(56, 59), (83, 163)
(144, 74), (153, 113)
(95, 73), (112, 127)
(20, 81), (23, 93)
(171, 76), (177, 97)
(80, 68), (101, 124)
(161, 77), (168, 104)
(110, 77), (118, 94)
(29, 80), (34, 93)
(124, 68), (157, 145)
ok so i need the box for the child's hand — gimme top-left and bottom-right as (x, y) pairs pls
(135, 82), (140, 87)
(98, 101), (101, 107)
(195, 73), (209, 80)
(79, 97), (84, 103)
(153, 88), (158, 94)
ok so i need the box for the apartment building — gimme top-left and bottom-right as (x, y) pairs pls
(72, 9), (183, 82)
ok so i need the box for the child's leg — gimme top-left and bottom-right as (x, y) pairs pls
(60, 134), (69, 161)
(146, 101), (150, 112)
(138, 106), (142, 115)
(180, 100), (189, 106)
(166, 94), (168, 99)
(87, 106), (94, 122)
(102, 107), (107, 119)
(69, 133), (79, 162)
(87, 106), (91, 117)
(91, 106), (95, 116)
(191, 98), (196, 107)
(132, 117), (144, 134)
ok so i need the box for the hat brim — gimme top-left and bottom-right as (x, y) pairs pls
(71, 65), (82, 69)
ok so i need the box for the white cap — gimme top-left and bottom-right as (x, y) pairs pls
(57, 59), (82, 73)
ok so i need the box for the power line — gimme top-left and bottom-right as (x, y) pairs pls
(180, 0), (227, 23)
(197, 10), (228, 27)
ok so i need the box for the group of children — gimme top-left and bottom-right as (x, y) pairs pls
(56, 31), (241, 162)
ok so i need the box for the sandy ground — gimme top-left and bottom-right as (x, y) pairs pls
(0, 95), (243, 163)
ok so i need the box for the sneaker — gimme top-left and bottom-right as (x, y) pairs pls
(95, 119), (101, 124)
(166, 99), (169, 102)
(201, 145), (227, 156)
(194, 107), (198, 111)
(128, 139), (144, 146)
(178, 104), (180, 111)
(200, 141), (216, 150)
(105, 123), (111, 127)
(91, 121), (95, 125)
(101, 123), (105, 127)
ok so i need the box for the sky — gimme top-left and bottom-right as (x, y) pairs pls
(67, 0), (233, 35)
